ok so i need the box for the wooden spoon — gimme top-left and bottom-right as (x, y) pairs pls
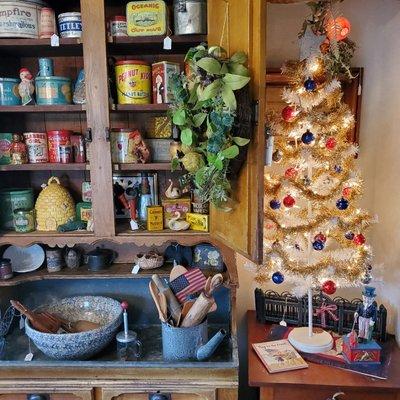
(149, 281), (167, 323)
(169, 264), (188, 281)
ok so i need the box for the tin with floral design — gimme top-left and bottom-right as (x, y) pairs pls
(13, 208), (35, 233)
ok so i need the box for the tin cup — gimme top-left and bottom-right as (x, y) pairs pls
(38, 58), (54, 77)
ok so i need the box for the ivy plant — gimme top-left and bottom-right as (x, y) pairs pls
(169, 44), (251, 208)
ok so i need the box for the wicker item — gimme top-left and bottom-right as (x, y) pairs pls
(134, 251), (164, 270)
(35, 177), (75, 231)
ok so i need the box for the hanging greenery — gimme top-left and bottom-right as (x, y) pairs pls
(170, 44), (251, 208)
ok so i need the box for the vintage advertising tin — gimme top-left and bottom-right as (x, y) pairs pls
(173, 0), (207, 35)
(59, 144), (72, 163)
(109, 15), (127, 37)
(47, 129), (72, 163)
(0, 0), (46, 39)
(115, 60), (151, 105)
(145, 116), (172, 138)
(71, 134), (85, 163)
(152, 61), (180, 104)
(147, 139), (170, 162)
(76, 201), (92, 222)
(39, 7), (56, 38)
(146, 205), (163, 231)
(35, 76), (72, 105)
(0, 132), (13, 164)
(126, 0), (166, 37)
(161, 197), (191, 226)
(13, 208), (35, 232)
(0, 258), (13, 280)
(111, 128), (135, 163)
(23, 132), (48, 163)
(82, 181), (92, 202)
(185, 212), (209, 231)
(58, 12), (82, 38)
(0, 78), (21, 105)
(0, 188), (34, 230)
(38, 57), (54, 77)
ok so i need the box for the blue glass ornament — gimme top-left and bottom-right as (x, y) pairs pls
(336, 197), (349, 210)
(345, 231), (355, 240)
(334, 165), (342, 173)
(301, 130), (315, 145)
(272, 272), (284, 284)
(304, 78), (316, 92)
(269, 199), (281, 210)
(313, 240), (325, 251)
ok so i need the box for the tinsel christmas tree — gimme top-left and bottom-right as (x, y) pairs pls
(259, 56), (375, 295)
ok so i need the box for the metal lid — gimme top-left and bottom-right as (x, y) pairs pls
(116, 330), (138, 343)
(0, 77), (19, 82)
(115, 60), (149, 66)
(173, 0), (206, 3)
(0, 0), (48, 6)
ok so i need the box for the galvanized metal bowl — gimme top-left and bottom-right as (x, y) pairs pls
(25, 296), (122, 360)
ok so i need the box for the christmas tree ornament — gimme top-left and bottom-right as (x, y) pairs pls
(302, 176), (311, 186)
(326, 137), (337, 150)
(272, 149), (283, 163)
(334, 165), (342, 173)
(301, 130), (315, 145)
(353, 233), (366, 246)
(321, 280), (337, 295)
(325, 16), (351, 42)
(361, 273), (372, 285)
(269, 199), (281, 210)
(281, 105), (298, 122)
(336, 197), (349, 210)
(345, 231), (355, 240)
(272, 271), (284, 284)
(283, 195), (295, 208)
(320, 39), (330, 54)
(285, 167), (298, 179)
(304, 78), (316, 92)
(342, 187), (352, 198)
(313, 240), (325, 251)
(367, 264), (373, 271)
(314, 233), (327, 243)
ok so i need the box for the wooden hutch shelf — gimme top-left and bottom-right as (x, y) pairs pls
(0, 105), (85, 113)
(113, 162), (175, 171)
(112, 104), (169, 112)
(0, 163), (89, 172)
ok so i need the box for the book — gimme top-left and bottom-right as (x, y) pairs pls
(252, 339), (308, 373)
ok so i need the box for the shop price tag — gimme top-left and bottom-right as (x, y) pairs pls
(24, 352), (34, 362)
(163, 36), (172, 50)
(51, 34), (60, 47)
(131, 264), (140, 274)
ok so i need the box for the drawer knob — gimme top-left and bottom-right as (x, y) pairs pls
(27, 395), (49, 400)
(327, 392), (345, 400)
(149, 393), (171, 400)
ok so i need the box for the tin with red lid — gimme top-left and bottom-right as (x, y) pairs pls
(109, 15), (127, 37)
(47, 130), (72, 163)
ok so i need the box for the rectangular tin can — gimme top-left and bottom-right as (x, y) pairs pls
(186, 212), (209, 232)
(146, 139), (170, 162)
(0, 133), (13, 165)
(146, 205), (163, 231)
(161, 197), (191, 226)
(82, 181), (92, 202)
(145, 116), (172, 138)
(152, 61), (180, 104)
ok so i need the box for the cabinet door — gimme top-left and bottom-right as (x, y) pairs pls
(208, 0), (266, 263)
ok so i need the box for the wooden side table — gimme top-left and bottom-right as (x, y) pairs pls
(247, 310), (400, 400)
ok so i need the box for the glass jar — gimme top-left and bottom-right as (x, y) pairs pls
(13, 208), (35, 233)
(116, 330), (142, 361)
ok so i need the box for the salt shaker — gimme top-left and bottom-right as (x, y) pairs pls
(116, 301), (142, 361)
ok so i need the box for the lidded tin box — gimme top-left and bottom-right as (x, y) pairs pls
(35, 76), (72, 105)
(58, 12), (82, 38)
(0, 133), (13, 164)
(126, 0), (166, 37)
(152, 61), (180, 104)
(0, 78), (21, 105)
(109, 15), (127, 37)
(23, 132), (48, 163)
(0, 188), (34, 230)
(173, 0), (207, 35)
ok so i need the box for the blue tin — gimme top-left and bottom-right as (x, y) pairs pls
(35, 76), (72, 105)
(0, 78), (21, 105)
(58, 12), (82, 38)
(193, 244), (224, 272)
(38, 58), (54, 77)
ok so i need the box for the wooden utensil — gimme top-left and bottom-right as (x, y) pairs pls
(181, 300), (195, 319)
(169, 264), (188, 281)
(149, 281), (167, 323)
(180, 293), (215, 328)
(205, 274), (224, 297)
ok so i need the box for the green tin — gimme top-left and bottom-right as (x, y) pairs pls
(0, 188), (34, 230)
(13, 208), (35, 233)
(0, 133), (13, 165)
(35, 76), (72, 105)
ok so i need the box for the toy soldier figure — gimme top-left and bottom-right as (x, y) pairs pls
(354, 286), (377, 343)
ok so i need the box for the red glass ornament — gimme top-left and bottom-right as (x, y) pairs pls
(322, 280), (337, 295)
(342, 187), (352, 198)
(314, 232), (327, 243)
(325, 17), (351, 41)
(353, 234), (366, 246)
(326, 137), (337, 150)
(283, 195), (295, 208)
(285, 167), (298, 179)
(281, 106), (297, 122)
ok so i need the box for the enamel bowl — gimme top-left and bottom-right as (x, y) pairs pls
(25, 296), (122, 360)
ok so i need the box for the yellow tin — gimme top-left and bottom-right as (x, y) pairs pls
(115, 60), (151, 104)
(147, 205), (164, 231)
(126, 0), (167, 37)
(186, 212), (209, 232)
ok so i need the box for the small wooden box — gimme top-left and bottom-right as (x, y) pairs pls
(146, 205), (164, 231)
(342, 335), (381, 364)
(186, 212), (209, 232)
(162, 197), (191, 226)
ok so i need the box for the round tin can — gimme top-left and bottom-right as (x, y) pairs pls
(47, 130), (72, 163)
(115, 60), (151, 105)
(35, 76), (72, 105)
(173, 0), (207, 35)
(45, 247), (63, 272)
(23, 132), (48, 163)
(59, 144), (72, 163)
(0, 258), (13, 280)
(71, 134), (85, 163)
(38, 58), (54, 77)
(13, 208), (35, 233)
(110, 128), (138, 163)
(0, 188), (34, 230)
(39, 7), (56, 38)
(0, 78), (21, 105)
(58, 12), (82, 38)
(109, 15), (127, 37)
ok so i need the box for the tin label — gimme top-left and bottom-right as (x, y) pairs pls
(0, 3), (39, 39)
(127, 1), (166, 36)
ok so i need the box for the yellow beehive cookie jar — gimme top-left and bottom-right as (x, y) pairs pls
(35, 177), (75, 231)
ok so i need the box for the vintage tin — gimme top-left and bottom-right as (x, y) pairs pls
(146, 205), (163, 231)
(152, 61), (180, 104)
(59, 144), (72, 163)
(13, 208), (35, 232)
(0, 258), (13, 280)
(58, 12), (82, 38)
(0, 0), (46, 39)
(0, 78), (21, 105)
(186, 212), (209, 231)
(0, 132), (13, 164)
(0, 188), (34, 230)
(35, 76), (72, 105)
(82, 181), (92, 202)
(45, 246), (63, 272)
(109, 15), (127, 37)
(71, 134), (85, 162)
(145, 116), (172, 138)
(173, 0), (207, 35)
(39, 7), (56, 38)
(111, 129), (135, 163)
(23, 132), (48, 163)
(147, 139), (170, 162)
(115, 60), (151, 105)
(38, 57), (54, 77)
(161, 197), (191, 226)
(47, 129), (72, 163)
(76, 201), (92, 222)
(126, 0), (166, 37)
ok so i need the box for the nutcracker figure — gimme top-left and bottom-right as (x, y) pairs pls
(354, 286), (377, 343)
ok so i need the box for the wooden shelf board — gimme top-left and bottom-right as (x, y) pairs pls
(0, 105), (85, 113)
(0, 163), (89, 172)
(113, 104), (169, 112)
(113, 162), (175, 171)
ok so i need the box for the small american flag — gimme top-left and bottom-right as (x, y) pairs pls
(169, 268), (207, 303)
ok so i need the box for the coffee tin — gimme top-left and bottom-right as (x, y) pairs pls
(23, 132), (48, 163)
(13, 208), (35, 232)
(0, 133), (13, 165)
(0, 78), (21, 105)
(35, 76), (72, 105)
(47, 129), (72, 163)
(58, 12), (82, 38)
(39, 7), (56, 38)
(109, 15), (127, 37)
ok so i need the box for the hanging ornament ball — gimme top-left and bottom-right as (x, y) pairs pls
(342, 187), (352, 198)
(281, 106), (297, 122)
(272, 149), (283, 163)
(345, 231), (355, 240)
(304, 78), (317, 92)
(353, 233), (366, 246)
(334, 165), (342, 173)
(326, 137), (337, 150)
(272, 272), (284, 284)
(301, 130), (315, 145)
(325, 16), (351, 42)
(313, 240), (325, 251)
(283, 194), (296, 208)
(269, 199), (281, 210)
(361, 273), (372, 285)
(320, 39), (330, 54)
(314, 232), (327, 243)
(322, 280), (337, 295)
(367, 264), (373, 271)
(336, 197), (349, 210)
(285, 167), (298, 179)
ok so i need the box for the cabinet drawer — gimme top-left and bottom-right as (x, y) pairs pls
(102, 390), (215, 400)
(0, 392), (92, 400)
